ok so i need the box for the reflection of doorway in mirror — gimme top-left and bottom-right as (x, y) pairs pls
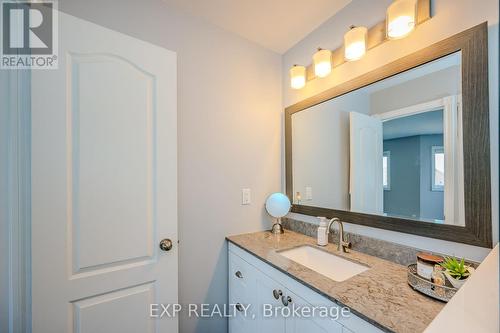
(349, 95), (464, 226)
(376, 96), (464, 226)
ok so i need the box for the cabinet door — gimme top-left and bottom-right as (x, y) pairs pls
(255, 269), (287, 332)
(285, 290), (343, 333)
(228, 253), (257, 333)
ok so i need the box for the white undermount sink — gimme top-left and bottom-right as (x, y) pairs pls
(278, 245), (369, 282)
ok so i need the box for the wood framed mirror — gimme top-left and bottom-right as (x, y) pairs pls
(285, 22), (492, 248)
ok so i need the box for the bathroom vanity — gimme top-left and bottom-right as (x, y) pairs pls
(227, 231), (443, 333)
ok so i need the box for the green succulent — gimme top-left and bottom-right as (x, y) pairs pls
(440, 257), (471, 280)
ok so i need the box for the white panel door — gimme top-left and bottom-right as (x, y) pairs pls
(349, 112), (383, 215)
(31, 12), (177, 333)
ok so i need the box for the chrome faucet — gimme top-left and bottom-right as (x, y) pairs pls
(327, 218), (351, 252)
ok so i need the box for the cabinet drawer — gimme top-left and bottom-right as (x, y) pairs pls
(229, 251), (254, 289)
(229, 250), (257, 305)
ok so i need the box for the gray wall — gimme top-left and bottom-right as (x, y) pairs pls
(283, 0), (498, 261)
(0, 70), (11, 333)
(383, 135), (444, 221)
(58, 1), (282, 332)
(383, 136), (421, 218)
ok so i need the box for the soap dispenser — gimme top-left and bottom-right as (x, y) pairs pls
(317, 217), (328, 246)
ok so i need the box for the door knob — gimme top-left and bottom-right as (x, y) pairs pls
(281, 295), (292, 306)
(272, 289), (282, 300)
(159, 239), (173, 251)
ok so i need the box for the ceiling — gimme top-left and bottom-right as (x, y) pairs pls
(161, 0), (352, 54)
(383, 110), (444, 141)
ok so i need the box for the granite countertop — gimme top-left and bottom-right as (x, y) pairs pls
(226, 230), (444, 333)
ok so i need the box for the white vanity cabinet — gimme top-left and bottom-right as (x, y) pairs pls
(228, 243), (383, 333)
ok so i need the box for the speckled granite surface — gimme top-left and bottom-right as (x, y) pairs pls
(227, 230), (444, 333)
(282, 217), (423, 266)
(282, 217), (480, 267)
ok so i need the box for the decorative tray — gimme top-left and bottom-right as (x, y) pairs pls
(407, 264), (457, 302)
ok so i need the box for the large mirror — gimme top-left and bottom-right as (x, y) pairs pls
(292, 53), (463, 225)
(285, 23), (492, 247)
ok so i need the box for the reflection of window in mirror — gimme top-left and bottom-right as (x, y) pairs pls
(432, 146), (444, 191)
(383, 151), (391, 190)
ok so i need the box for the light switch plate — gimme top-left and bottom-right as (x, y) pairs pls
(241, 188), (251, 205)
(305, 186), (312, 200)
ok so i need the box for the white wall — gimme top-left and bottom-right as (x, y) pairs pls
(370, 66), (461, 114)
(283, 0), (499, 262)
(292, 89), (369, 209)
(58, 1), (282, 332)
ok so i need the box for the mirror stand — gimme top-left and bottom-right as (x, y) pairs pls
(271, 218), (285, 234)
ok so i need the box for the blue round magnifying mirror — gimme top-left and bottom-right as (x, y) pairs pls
(265, 193), (291, 234)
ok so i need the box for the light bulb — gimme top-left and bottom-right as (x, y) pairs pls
(313, 48), (332, 78)
(386, 0), (417, 39)
(344, 26), (367, 61)
(290, 65), (306, 89)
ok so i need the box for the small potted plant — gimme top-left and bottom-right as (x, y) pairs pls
(440, 257), (475, 289)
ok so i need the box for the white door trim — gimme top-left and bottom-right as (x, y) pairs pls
(373, 98), (450, 121)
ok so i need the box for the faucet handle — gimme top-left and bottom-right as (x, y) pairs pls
(342, 234), (352, 252)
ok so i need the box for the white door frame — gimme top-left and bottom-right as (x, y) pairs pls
(3, 68), (32, 333)
(374, 96), (464, 225)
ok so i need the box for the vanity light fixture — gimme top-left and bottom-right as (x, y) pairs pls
(386, 0), (417, 39)
(290, 64), (306, 89)
(344, 25), (368, 61)
(288, 0), (430, 88)
(313, 48), (332, 78)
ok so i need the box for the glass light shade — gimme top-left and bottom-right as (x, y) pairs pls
(344, 26), (367, 61)
(386, 0), (417, 39)
(290, 65), (306, 89)
(313, 49), (332, 78)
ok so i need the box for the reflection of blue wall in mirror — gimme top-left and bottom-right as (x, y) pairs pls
(383, 134), (444, 221)
(383, 136), (421, 218)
